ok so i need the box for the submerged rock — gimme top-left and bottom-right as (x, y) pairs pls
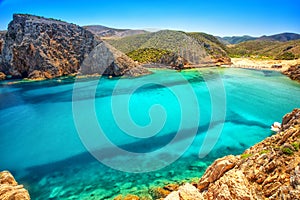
(165, 108), (300, 200)
(0, 171), (30, 200)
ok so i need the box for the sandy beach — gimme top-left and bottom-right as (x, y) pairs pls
(230, 58), (300, 72)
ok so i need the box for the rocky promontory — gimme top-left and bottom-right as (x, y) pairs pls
(283, 65), (300, 82)
(0, 171), (30, 200)
(0, 14), (149, 80)
(164, 108), (300, 200)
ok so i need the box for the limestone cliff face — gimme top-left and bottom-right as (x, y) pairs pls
(165, 108), (300, 200)
(0, 171), (30, 200)
(0, 14), (99, 79)
(0, 14), (148, 80)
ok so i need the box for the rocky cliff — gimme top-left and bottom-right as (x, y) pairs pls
(0, 171), (30, 200)
(164, 108), (300, 200)
(0, 14), (149, 80)
(0, 14), (99, 79)
(283, 65), (300, 82)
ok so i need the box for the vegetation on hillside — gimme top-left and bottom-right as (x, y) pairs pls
(107, 30), (230, 64)
(218, 35), (256, 45)
(187, 32), (228, 59)
(127, 48), (172, 63)
(228, 39), (300, 60)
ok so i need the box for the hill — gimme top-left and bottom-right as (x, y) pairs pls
(107, 30), (231, 66)
(218, 33), (300, 45)
(258, 32), (300, 42)
(83, 25), (147, 38)
(228, 39), (300, 60)
(217, 35), (257, 45)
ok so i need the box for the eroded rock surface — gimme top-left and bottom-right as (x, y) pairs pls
(0, 171), (30, 200)
(283, 65), (300, 82)
(0, 14), (148, 80)
(165, 108), (300, 200)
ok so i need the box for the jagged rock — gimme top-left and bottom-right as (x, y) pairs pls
(165, 108), (300, 200)
(80, 41), (149, 76)
(283, 65), (300, 82)
(197, 155), (238, 191)
(282, 108), (300, 130)
(0, 171), (30, 200)
(0, 72), (6, 80)
(165, 183), (204, 200)
(0, 14), (99, 79)
(0, 14), (148, 79)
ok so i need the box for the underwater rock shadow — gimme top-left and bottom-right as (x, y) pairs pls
(23, 112), (268, 178)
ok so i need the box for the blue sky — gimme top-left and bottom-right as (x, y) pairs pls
(0, 0), (299, 36)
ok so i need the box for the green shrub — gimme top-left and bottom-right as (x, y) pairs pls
(241, 153), (252, 159)
(276, 52), (295, 60)
(127, 48), (171, 63)
(292, 142), (300, 151)
(259, 149), (270, 155)
(281, 147), (294, 155)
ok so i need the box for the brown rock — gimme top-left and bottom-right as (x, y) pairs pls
(123, 194), (140, 200)
(0, 171), (30, 200)
(149, 187), (171, 199)
(165, 108), (300, 200)
(0, 72), (5, 80)
(283, 65), (300, 82)
(198, 155), (238, 191)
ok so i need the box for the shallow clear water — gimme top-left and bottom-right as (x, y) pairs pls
(0, 68), (299, 199)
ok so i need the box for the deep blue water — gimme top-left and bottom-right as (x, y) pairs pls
(0, 68), (299, 199)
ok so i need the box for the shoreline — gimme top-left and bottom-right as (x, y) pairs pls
(1, 58), (300, 84)
(229, 58), (300, 72)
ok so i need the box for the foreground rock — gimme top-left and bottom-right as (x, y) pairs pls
(0, 171), (30, 200)
(0, 14), (149, 80)
(283, 65), (300, 82)
(165, 108), (300, 200)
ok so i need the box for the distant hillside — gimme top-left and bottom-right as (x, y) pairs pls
(228, 39), (300, 60)
(218, 33), (300, 45)
(107, 30), (231, 66)
(83, 25), (147, 38)
(218, 35), (256, 45)
(258, 33), (300, 42)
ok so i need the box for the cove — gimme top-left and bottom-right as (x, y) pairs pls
(0, 67), (299, 199)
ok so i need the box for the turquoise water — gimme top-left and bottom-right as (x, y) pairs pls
(0, 68), (299, 199)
